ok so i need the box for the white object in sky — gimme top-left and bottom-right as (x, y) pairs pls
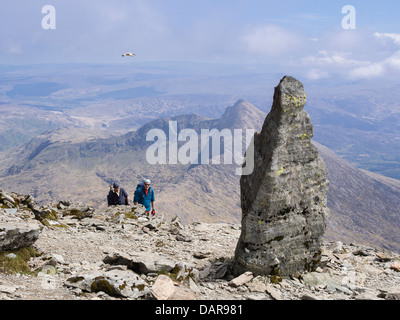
(122, 52), (136, 57)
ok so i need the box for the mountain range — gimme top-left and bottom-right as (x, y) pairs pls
(1, 64), (399, 181)
(0, 99), (399, 253)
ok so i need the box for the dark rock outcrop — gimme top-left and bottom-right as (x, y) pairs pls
(0, 191), (43, 251)
(0, 215), (42, 251)
(233, 76), (329, 276)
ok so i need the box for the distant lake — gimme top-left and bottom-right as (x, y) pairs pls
(6, 82), (64, 98)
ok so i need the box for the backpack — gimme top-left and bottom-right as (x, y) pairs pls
(135, 183), (154, 198)
(135, 183), (144, 192)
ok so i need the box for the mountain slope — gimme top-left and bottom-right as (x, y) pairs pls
(315, 142), (400, 252)
(0, 100), (399, 253)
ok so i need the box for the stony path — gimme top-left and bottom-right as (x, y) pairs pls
(1, 204), (399, 300)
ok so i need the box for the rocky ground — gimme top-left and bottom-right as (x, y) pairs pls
(0, 191), (400, 301)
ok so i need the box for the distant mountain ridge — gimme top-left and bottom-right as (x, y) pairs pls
(2, 64), (399, 179)
(0, 99), (399, 253)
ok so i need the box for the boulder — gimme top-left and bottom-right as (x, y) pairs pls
(229, 271), (254, 287)
(233, 76), (329, 277)
(391, 262), (400, 272)
(150, 275), (176, 300)
(0, 214), (43, 251)
(103, 250), (176, 274)
(65, 269), (149, 299)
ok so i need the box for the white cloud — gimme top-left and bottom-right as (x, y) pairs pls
(302, 50), (369, 67)
(349, 62), (386, 79)
(349, 33), (400, 79)
(241, 25), (302, 56)
(299, 31), (400, 80)
(387, 51), (400, 68)
(374, 32), (400, 45)
(349, 51), (400, 79)
(305, 68), (329, 80)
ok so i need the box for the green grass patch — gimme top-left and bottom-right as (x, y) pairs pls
(0, 247), (41, 275)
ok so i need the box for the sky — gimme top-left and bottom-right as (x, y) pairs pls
(1, 0), (400, 81)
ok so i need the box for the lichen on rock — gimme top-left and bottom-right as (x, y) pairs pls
(233, 76), (329, 277)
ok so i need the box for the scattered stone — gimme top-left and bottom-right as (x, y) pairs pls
(3, 209), (17, 215)
(103, 251), (176, 274)
(65, 269), (149, 299)
(265, 285), (283, 300)
(175, 234), (192, 242)
(301, 294), (318, 300)
(40, 265), (57, 276)
(245, 293), (269, 300)
(359, 264), (383, 275)
(52, 254), (65, 265)
(0, 284), (17, 294)
(0, 189), (400, 301)
(168, 226), (180, 235)
(355, 290), (380, 300)
(376, 252), (392, 262)
(169, 285), (198, 300)
(302, 272), (334, 287)
(193, 251), (210, 259)
(189, 277), (201, 293)
(171, 216), (184, 229)
(385, 293), (400, 300)
(150, 275), (175, 300)
(315, 267), (324, 273)
(390, 262), (400, 272)
(213, 263), (228, 279)
(335, 285), (353, 295)
(325, 284), (337, 294)
(173, 262), (198, 282)
(142, 227), (151, 234)
(332, 241), (344, 254)
(0, 192), (16, 207)
(354, 249), (372, 257)
(229, 271), (253, 288)
(246, 278), (267, 293)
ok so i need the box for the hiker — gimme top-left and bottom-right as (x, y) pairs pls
(107, 182), (130, 206)
(134, 179), (155, 216)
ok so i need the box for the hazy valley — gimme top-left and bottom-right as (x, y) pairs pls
(0, 63), (400, 254)
(1, 63), (399, 178)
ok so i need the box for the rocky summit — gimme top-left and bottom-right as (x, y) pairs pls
(0, 190), (399, 300)
(233, 76), (329, 277)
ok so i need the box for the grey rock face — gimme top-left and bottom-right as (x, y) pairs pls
(65, 269), (150, 299)
(233, 76), (329, 277)
(103, 250), (176, 274)
(0, 215), (43, 251)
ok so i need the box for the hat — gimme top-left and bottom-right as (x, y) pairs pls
(143, 179), (151, 184)
(113, 182), (120, 188)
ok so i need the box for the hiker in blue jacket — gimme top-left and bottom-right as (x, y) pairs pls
(134, 179), (155, 216)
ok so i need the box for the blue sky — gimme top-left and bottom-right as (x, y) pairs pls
(1, 0), (400, 81)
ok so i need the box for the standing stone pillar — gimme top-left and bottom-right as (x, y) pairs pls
(232, 76), (329, 277)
